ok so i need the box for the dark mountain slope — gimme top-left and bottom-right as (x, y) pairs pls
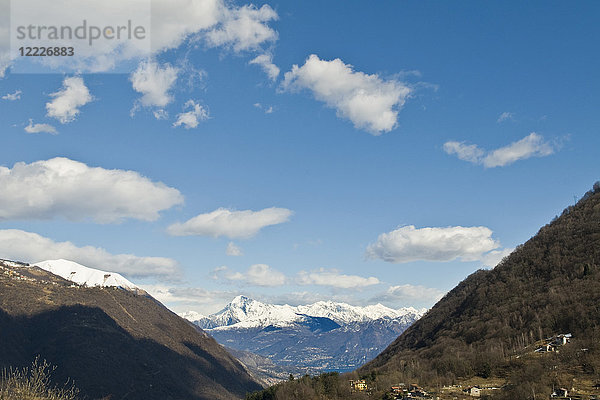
(362, 183), (600, 378)
(334, 183), (600, 400)
(0, 262), (262, 400)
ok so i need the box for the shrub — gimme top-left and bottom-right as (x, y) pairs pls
(0, 357), (79, 400)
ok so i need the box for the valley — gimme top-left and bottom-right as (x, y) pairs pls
(182, 296), (424, 373)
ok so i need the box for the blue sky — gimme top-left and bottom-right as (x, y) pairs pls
(0, 0), (598, 314)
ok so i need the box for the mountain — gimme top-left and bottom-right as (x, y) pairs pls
(182, 296), (425, 372)
(246, 183), (600, 400)
(0, 259), (262, 400)
(187, 295), (424, 330)
(33, 259), (140, 292)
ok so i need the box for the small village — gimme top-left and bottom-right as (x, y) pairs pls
(349, 333), (600, 400)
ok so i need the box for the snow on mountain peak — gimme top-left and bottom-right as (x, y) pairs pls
(229, 295), (254, 310)
(183, 296), (427, 330)
(31, 259), (139, 291)
(178, 310), (206, 321)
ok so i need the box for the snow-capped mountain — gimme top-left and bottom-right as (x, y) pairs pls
(32, 259), (139, 292)
(297, 301), (424, 325)
(178, 310), (206, 322)
(182, 295), (426, 330)
(181, 296), (426, 372)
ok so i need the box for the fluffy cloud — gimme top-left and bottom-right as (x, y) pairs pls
(281, 54), (411, 134)
(378, 284), (445, 304)
(2, 90), (21, 101)
(206, 4), (278, 52)
(226, 242), (243, 256)
(442, 141), (484, 164)
(46, 77), (93, 123)
(24, 119), (57, 135)
(130, 60), (179, 110)
(366, 225), (501, 264)
(0, 157), (183, 223)
(297, 268), (380, 289)
(483, 133), (555, 167)
(213, 264), (286, 287)
(444, 133), (556, 168)
(4, 0), (278, 75)
(249, 53), (280, 81)
(0, 229), (178, 279)
(167, 207), (292, 238)
(173, 100), (210, 129)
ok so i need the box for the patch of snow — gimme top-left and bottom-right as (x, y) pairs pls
(31, 259), (138, 291)
(0, 259), (30, 268)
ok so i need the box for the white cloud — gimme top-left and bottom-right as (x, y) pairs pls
(213, 264), (286, 287)
(444, 133), (556, 168)
(249, 53), (280, 81)
(497, 112), (514, 123)
(46, 77), (93, 123)
(442, 141), (484, 164)
(167, 207), (292, 239)
(149, 0), (222, 51)
(0, 157), (183, 223)
(281, 54), (411, 134)
(206, 4), (278, 52)
(3, 0), (278, 75)
(483, 133), (555, 167)
(226, 242), (243, 256)
(24, 119), (57, 135)
(0, 229), (178, 279)
(297, 268), (380, 289)
(153, 109), (169, 120)
(366, 225), (501, 264)
(173, 100), (210, 129)
(2, 90), (21, 101)
(380, 284), (445, 304)
(140, 284), (237, 314)
(130, 60), (178, 110)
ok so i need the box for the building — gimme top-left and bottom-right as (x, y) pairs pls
(391, 384), (406, 394)
(350, 379), (368, 392)
(535, 343), (555, 352)
(551, 388), (569, 397)
(407, 384), (428, 398)
(554, 334), (572, 346)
